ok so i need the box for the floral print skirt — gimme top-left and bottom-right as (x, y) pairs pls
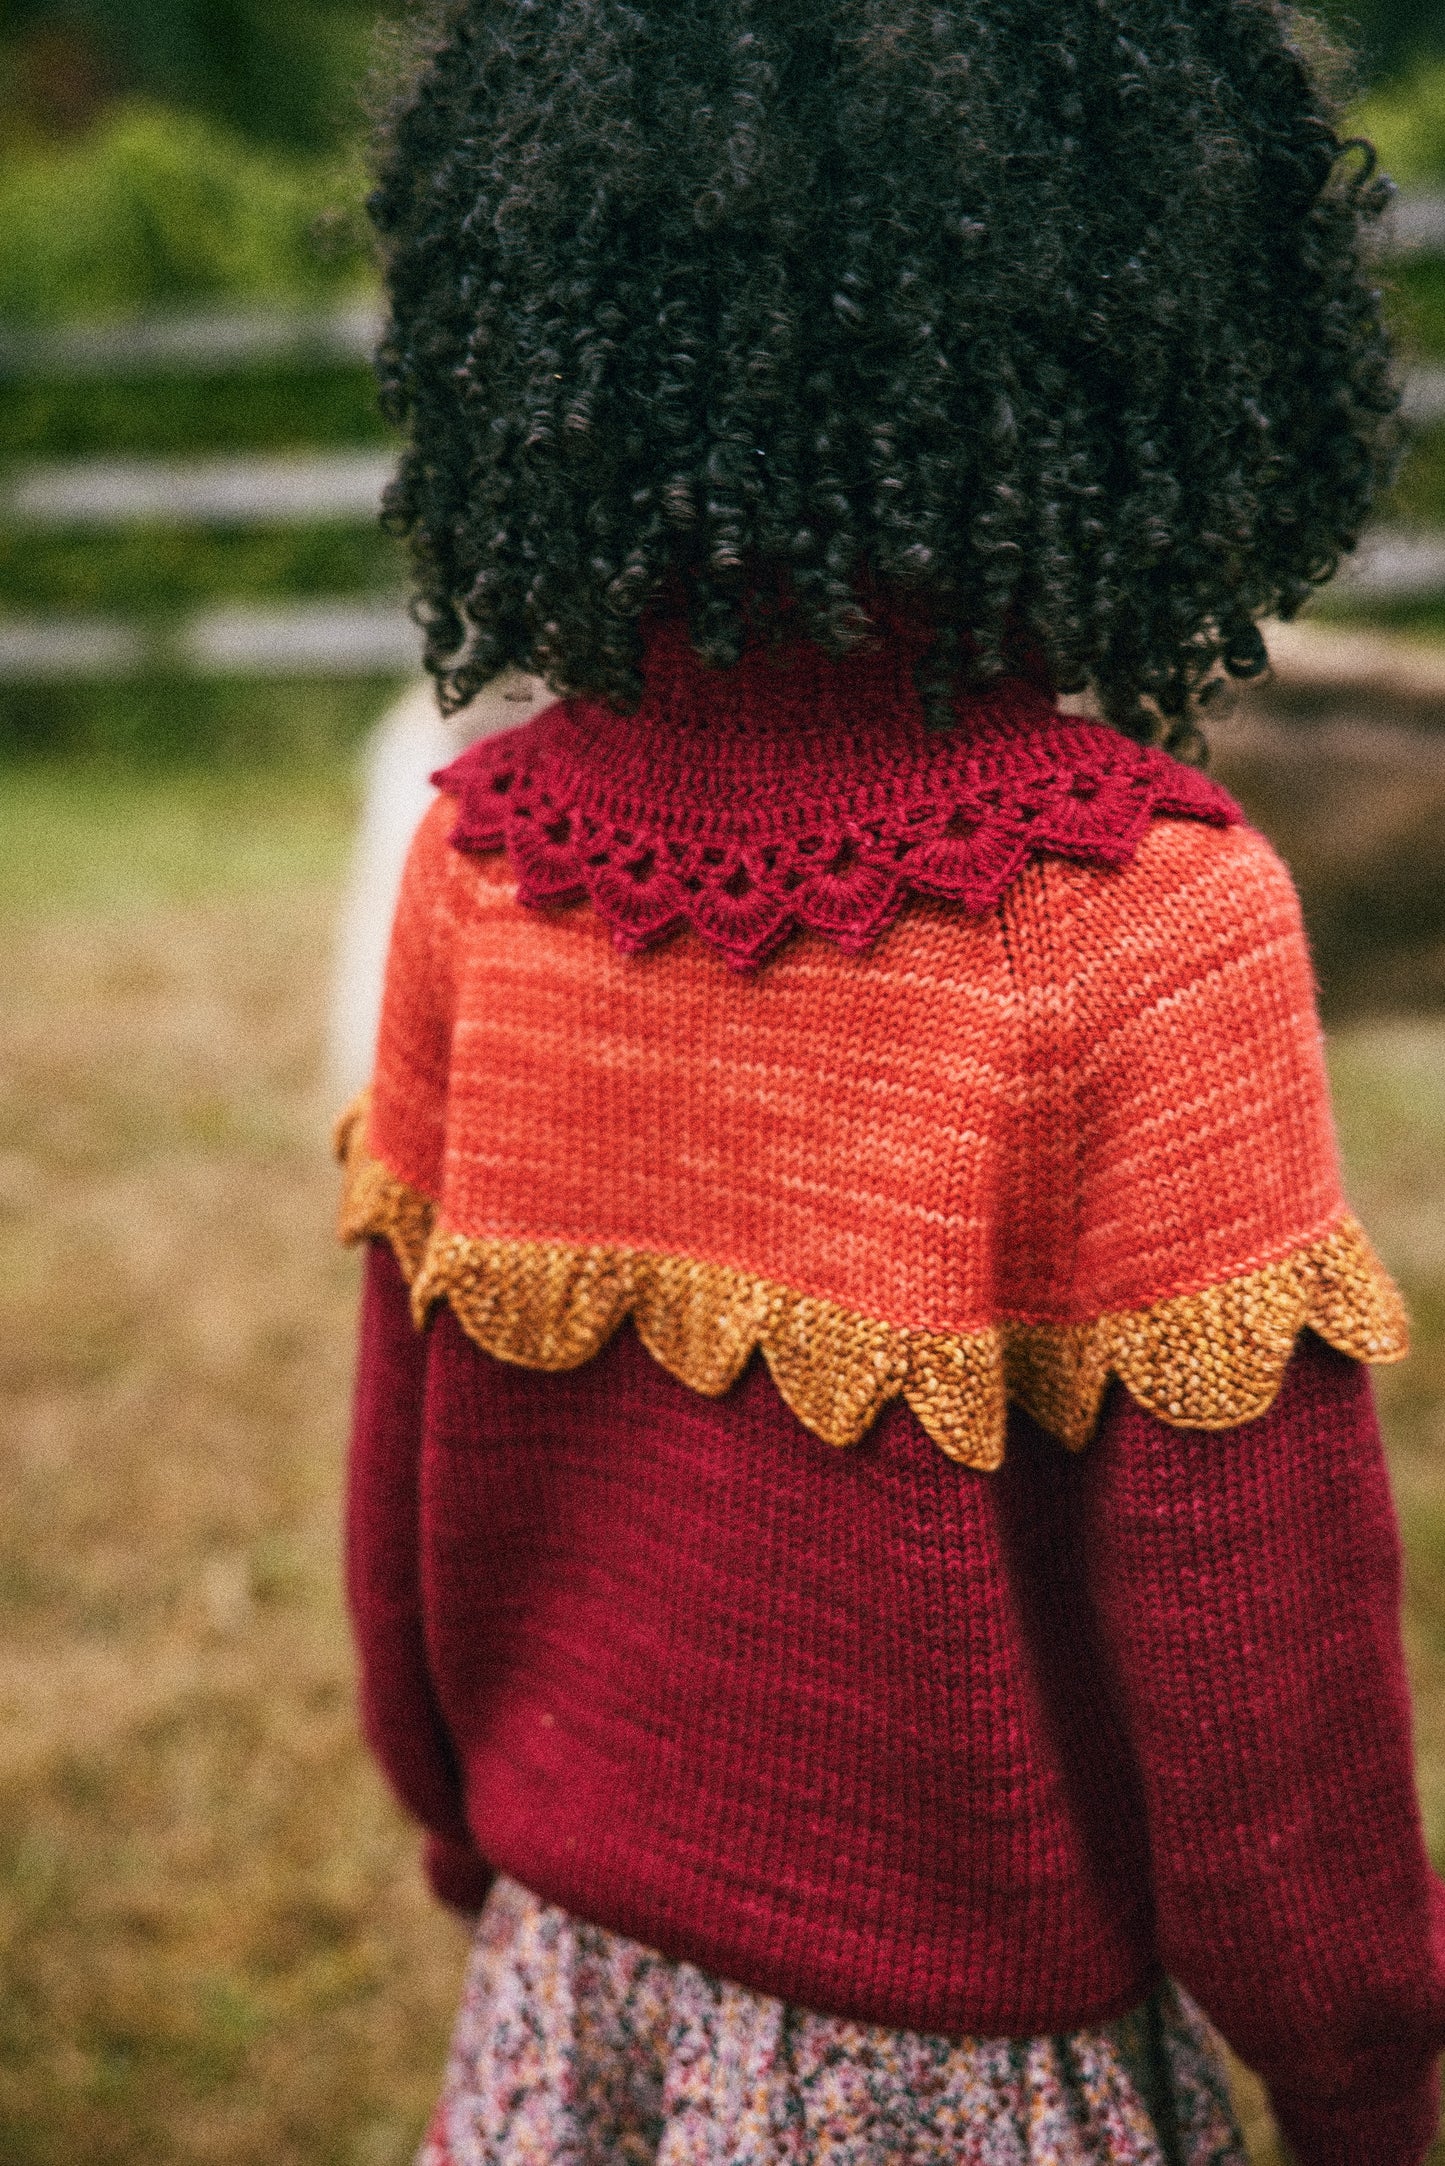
(419, 1876), (1247, 2166)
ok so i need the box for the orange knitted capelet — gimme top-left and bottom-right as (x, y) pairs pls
(338, 632), (1406, 1469)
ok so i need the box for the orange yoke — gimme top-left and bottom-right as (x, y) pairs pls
(343, 792), (1405, 1467)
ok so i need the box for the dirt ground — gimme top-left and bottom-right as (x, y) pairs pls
(1, 757), (1443, 2165)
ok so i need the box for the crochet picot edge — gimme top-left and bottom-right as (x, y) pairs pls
(434, 717), (1239, 972)
(336, 1099), (1409, 1466)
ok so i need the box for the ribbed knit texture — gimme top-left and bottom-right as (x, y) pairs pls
(350, 1241), (1445, 2164)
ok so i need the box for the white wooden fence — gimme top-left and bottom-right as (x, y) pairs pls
(3, 201), (1445, 686)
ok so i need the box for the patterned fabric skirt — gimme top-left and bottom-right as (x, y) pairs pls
(418, 1877), (1248, 2166)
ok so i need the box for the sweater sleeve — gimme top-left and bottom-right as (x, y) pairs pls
(1070, 818), (1346, 1314)
(347, 1236), (494, 1915)
(1084, 1332), (1445, 2166)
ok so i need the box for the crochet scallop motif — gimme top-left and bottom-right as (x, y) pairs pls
(335, 1099), (433, 1281)
(435, 648), (1238, 970)
(336, 1107), (1408, 1465)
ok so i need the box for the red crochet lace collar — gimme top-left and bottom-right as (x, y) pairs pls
(435, 623), (1239, 970)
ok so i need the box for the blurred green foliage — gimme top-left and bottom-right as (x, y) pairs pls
(0, 103), (370, 327)
(5, 0), (1434, 145)
(2, 0), (384, 153)
(1316, 590), (1445, 637)
(0, 526), (401, 621)
(0, 10), (1437, 340)
(1360, 58), (1445, 185)
(1392, 259), (1445, 358)
(1391, 427), (1445, 527)
(0, 676), (403, 767)
(1316, 0), (1445, 84)
(0, 44), (396, 768)
(1, 366), (393, 464)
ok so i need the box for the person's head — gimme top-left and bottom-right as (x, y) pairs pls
(372, 0), (1398, 743)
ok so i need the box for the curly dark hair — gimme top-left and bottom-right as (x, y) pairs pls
(370, 0), (1399, 744)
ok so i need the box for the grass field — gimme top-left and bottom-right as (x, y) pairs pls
(1, 755), (1443, 2164)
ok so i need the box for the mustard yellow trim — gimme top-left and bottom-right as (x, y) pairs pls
(336, 1099), (1408, 1466)
(333, 1093), (436, 1283)
(1004, 1217), (1409, 1449)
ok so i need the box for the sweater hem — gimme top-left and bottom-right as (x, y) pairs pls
(459, 1828), (1162, 2043)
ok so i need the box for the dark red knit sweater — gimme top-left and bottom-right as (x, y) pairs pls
(350, 1237), (1445, 2166)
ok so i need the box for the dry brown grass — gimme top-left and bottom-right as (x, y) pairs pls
(0, 756), (1442, 2165)
(0, 768), (467, 2166)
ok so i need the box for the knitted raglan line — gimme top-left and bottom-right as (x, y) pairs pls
(337, 1099), (1406, 1466)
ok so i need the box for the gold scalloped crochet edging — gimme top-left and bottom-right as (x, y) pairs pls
(1004, 1216), (1408, 1448)
(335, 1100), (1407, 1465)
(333, 1094), (435, 1284)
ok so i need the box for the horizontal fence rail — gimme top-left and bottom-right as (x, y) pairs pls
(4, 555), (1444, 679)
(4, 559), (1444, 682)
(4, 451), (396, 527)
(1392, 191), (1445, 255)
(1343, 527), (1445, 598)
(4, 375), (1442, 530)
(184, 600), (418, 674)
(0, 300), (384, 383)
(0, 618), (149, 678)
(3, 209), (1444, 685)
(0, 603), (418, 681)
(1404, 364), (1445, 426)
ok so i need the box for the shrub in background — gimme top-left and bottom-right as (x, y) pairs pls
(2, 0), (380, 153)
(1316, 0), (1445, 86)
(0, 676), (403, 768)
(0, 101), (371, 325)
(1360, 59), (1445, 188)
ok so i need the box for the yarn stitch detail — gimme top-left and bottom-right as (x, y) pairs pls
(334, 1098), (434, 1282)
(336, 1099), (1408, 1462)
(434, 631), (1239, 970)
